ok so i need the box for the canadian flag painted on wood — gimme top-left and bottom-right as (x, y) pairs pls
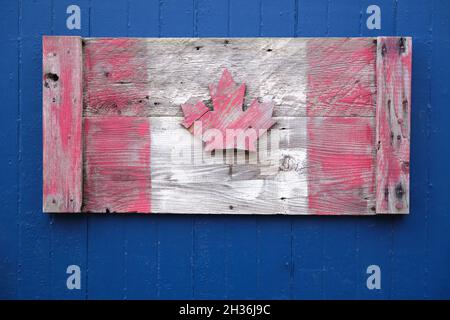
(42, 36), (411, 215)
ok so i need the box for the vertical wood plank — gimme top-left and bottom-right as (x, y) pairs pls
(42, 36), (83, 212)
(375, 36), (412, 214)
(49, 0), (90, 300)
(357, 0), (398, 299)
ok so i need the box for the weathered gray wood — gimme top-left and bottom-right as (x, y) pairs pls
(375, 37), (411, 214)
(149, 117), (376, 215)
(83, 37), (376, 118)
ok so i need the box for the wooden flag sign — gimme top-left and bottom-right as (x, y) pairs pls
(42, 36), (412, 215)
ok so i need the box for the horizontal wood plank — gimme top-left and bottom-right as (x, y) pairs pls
(149, 116), (375, 214)
(83, 38), (376, 118)
(42, 36), (83, 212)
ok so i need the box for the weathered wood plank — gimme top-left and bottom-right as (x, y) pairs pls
(42, 36), (83, 212)
(43, 36), (411, 215)
(149, 116), (375, 214)
(375, 37), (412, 214)
(307, 117), (376, 215)
(83, 37), (376, 117)
(82, 117), (151, 213)
(306, 38), (377, 116)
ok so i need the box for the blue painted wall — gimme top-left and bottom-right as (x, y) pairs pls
(0, 0), (449, 299)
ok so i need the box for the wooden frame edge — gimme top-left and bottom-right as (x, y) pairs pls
(42, 36), (83, 213)
(375, 36), (412, 214)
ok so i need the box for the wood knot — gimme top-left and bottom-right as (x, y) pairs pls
(45, 72), (59, 82)
(44, 72), (59, 88)
(381, 43), (387, 56)
(395, 183), (404, 199)
(402, 161), (410, 173)
(399, 37), (406, 54)
(402, 99), (408, 110)
(279, 155), (301, 172)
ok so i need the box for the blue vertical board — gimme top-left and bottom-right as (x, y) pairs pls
(296, 0), (328, 36)
(356, 0), (397, 300)
(256, 0), (295, 300)
(327, 0), (360, 36)
(158, 0), (195, 300)
(124, 0), (160, 300)
(128, 0), (159, 37)
(0, 0), (449, 299)
(320, 1), (360, 299)
(196, 0), (229, 37)
(224, 0), (259, 299)
(193, 0), (228, 299)
(427, 0), (450, 298)
(0, 0), (19, 299)
(391, 0), (431, 299)
(229, 0), (259, 37)
(292, 0), (327, 300)
(87, 0), (129, 300)
(17, 0), (52, 299)
(49, 0), (90, 300)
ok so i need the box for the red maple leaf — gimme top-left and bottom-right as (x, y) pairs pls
(181, 69), (276, 151)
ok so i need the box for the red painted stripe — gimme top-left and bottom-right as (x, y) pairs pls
(83, 38), (149, 116)
(306, 39), (377, 215)
(42, 36), (83, 212)
(306, 38), (376, 117)
(83, 117), (151, 213)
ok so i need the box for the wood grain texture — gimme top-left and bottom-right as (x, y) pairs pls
(375, 37), (412, 214)
(42, 36), (83, 212)
(306, 38), (377, 117)
(150, 116), (375, 214)
(83, 37), (376, 117)
(307, 117), (376, 215)
(43, 36), (411, 215)
(83, 116), (151, 213)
